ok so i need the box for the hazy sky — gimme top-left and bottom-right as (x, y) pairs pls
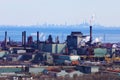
(0, 0), (120, 26)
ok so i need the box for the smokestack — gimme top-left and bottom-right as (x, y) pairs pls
(5, 31), (7, 47)
(90, 26), (92, 44)
(24, 31), (26, 49)
(9, 37), (11, 45)
(22, 32), (24, 46)
(37, 31), (39, 49)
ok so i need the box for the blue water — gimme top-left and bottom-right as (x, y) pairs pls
(0, 26), (120, 43)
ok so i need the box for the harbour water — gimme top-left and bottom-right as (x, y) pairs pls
(0, 26), (120, 43)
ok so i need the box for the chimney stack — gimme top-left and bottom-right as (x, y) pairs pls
(5, 31), (7, 48)
(22, 32), (24, 46)
(37, 31), (39, 49)
(90, 26), (92, 44)
(9, 37), (11, 45)
(24, 31), (26, 48)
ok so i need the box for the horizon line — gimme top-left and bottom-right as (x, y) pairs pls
(0, 23), (120, 28)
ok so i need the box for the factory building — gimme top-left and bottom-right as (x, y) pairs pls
(67, 32), (87, 54)
(41, 43), (66, 54)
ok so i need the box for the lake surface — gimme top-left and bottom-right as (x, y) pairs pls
(0, 26), (120, 43)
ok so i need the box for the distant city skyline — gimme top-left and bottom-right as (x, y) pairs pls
(0, 0), (120, 27)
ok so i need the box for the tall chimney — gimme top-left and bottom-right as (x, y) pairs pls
(24, 31), (26, 49)
(5, 31), (7, 47)
(90, 26), (92, 44)
(37, 31), (39, 49)
(22, 32), (24, 46)
(9, 37), (11, 45)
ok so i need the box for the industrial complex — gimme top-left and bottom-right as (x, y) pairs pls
(0, 26), (120, 80)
